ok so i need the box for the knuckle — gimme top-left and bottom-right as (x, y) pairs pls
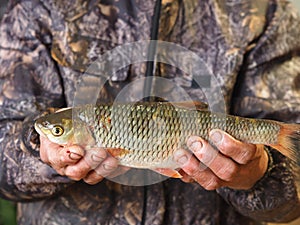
(185, 163), (200, 176)
(203, 177), (221, 190)
(218, 164), (239, 182)
(83, 172), (104, 185)
(67, 174), (82, 181)
(60, 154), (68, 163)
(83, 177), (102, 185)
(48, 156), (58, 167)
(238, 148), (255, 164)
(83, 179), (97, 185)
(201, 150), (218, 166)
(65, 167), (85, 180)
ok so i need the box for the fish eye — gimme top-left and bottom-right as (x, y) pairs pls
(51, 125), (64, 136)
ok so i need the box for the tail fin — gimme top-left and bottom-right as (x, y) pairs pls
(269, 123), (300, 164)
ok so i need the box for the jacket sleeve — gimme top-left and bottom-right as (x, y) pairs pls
(0, 1), (73, 201)
(218, 0), (300, 223)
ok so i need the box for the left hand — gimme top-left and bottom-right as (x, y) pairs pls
(174, 129), (269, 190)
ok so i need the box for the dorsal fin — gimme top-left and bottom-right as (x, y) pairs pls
(172, 101), (208, 111)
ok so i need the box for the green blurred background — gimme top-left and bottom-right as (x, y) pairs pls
(0, 0), (299, 225)
(0, 2), (16, 224)
(0, 199), (16, 225)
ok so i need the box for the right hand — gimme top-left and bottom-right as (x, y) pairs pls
(39, 136), (129, 184)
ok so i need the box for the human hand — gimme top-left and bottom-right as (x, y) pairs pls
(39, 136), (129, 184)
(174, 129), (269, 190)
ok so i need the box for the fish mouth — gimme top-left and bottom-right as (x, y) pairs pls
(34, 122), (47, 138)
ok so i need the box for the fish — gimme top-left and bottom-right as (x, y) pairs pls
(34, 102), (300, 178)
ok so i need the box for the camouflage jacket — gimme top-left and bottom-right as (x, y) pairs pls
(0, 0), (300, 224)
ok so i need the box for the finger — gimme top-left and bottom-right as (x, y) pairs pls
(209, 129), (260, 164)
(174, 149), (223, 190)
(40, 136), (84, 168)
(93, 155), (119, 178)
(83, 148), (107, 170)
(106, 166), (130, 178)
(64, 163), (90, 181)
(64, 145), (85, 162)
(187, 136), (218, 167)
(64, 149), (106, 181)
(83, 165), (129, 185)
(178, 170), (195, 183)
(47, 145), (84, 170)
(83, 170), (104, 185)
(187, 136), (239, 182)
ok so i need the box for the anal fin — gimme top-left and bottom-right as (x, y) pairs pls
(153, 168), (182, 178)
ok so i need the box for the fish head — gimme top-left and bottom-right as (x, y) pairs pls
(34, 108), (74, 145)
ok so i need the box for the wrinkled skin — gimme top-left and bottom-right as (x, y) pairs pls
(176, 130), (268, 190)
(40, 129), (268, 189)
(40, 136), (130, 185)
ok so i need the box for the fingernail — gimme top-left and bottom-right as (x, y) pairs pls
(103, 163), (116, 171)
(188, 141), (202, 153)
(69, 152), (82, 160)
(210, 130), (223, 144)
(174, 151), (188, 165)
(91, 154), (104, 163)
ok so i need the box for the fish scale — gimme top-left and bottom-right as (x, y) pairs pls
(85, 104), (278, 151)
(34, 102), (299, 177)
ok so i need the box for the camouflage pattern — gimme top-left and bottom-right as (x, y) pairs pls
(0, 0), (300, 224)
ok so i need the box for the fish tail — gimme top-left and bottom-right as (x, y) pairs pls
(269, 123), (300, 163)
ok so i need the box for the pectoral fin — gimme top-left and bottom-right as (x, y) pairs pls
(107, 148), (131, 157)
